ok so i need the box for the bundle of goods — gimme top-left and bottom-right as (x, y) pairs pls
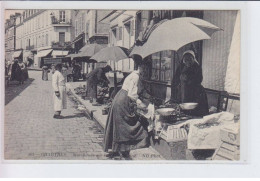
(97, 86), (109, 98)
(74, 86), (86, 96)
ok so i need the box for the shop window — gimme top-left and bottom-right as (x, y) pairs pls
(151, 50), (172, 83)
(59, 32), (65, 46)
(59, 10), (66, 22)
(111, 28), (117, 45)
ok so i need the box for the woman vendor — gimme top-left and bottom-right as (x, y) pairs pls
(85, 65), (112, 105)
(172, 50), (209, 117)
(103, 56), (149, 160)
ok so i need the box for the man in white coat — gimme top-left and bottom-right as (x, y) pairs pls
(52, 63), (67, 119)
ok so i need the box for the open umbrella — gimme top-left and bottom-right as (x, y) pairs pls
(90, 46), (129, 93)
(90, 46), (129, 62)
(77, 43), (106, 58)
(130, 17), (222, 58)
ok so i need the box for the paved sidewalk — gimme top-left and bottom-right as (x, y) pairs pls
(4, 71), (163, 160)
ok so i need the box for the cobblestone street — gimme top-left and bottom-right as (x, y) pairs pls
(4, 70), (163, 160)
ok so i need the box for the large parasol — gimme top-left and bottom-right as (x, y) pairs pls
(129, 17), (222, 59)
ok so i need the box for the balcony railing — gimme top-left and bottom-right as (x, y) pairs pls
(51, 41), (72, 49)
(51, 17), (72, 25)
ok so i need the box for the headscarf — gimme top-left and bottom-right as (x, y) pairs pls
(182, 50), (199, 65)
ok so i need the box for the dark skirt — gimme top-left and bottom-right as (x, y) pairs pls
(103, 89), (149, 153)
(86, 79), (97, 99)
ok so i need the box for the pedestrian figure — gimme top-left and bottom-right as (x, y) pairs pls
(10, 59), (24, 85)
(61, 63), (68, 82)
(51, 64), (55, 74)
(103, 57), (149, 160)
(52, 63), (67, 119)
(172, 50), (209, 116)
(42, 65), (49, 81)
(85, 65), (112, 105)
(18, 60), (28, 81)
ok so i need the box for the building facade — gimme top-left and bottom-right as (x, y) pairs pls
(71, 10), (111, 74)
(15, 10), (73, 67)
(5, 13), (20, 63)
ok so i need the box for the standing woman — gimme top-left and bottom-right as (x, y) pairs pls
(103, 56), (149, 160)
(42, 65), (49, 81)
(172, 50), (209, 116)
(52, 63), (67, 119)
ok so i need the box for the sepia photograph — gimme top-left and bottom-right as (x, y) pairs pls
(3, 8), (240, 161)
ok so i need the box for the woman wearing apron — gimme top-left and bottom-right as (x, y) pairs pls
(52, 63), (67, 119)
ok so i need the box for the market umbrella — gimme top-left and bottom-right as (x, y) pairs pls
(90, 46), (129, 93)
(77, 43), (106, 58)
(129, 17), (222, 59)
(90, 46), (129, 62)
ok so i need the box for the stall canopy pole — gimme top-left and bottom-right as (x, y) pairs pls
(113, 60), (117, 93)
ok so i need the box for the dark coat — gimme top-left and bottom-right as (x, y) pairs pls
(172, 63), (209, 116)
(103, 89), (149, 152)
(86, 67), (109, 99)
(10, 62), (23, 82)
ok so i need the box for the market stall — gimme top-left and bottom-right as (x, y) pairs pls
(124, 17), (240, 160)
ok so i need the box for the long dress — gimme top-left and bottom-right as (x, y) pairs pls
(86, 67), (109, 99)
(42, 66), (49, 81)
(172, 63), (209, 116)
(10, 62), (23, 83)
(52, 70), (67, 112)
(103, 70), (149, 153)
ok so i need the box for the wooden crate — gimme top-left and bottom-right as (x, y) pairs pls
(150, 127), (188, 160)
(212, 142), (240, 160)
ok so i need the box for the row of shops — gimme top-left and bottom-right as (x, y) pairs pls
(64, 10), (240, 160)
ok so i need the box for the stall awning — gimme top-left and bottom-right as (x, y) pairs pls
(23, 51), (33, 59)
(12, 50), (22, 58)
(37, 49), (53, 57)
(52, 50), (69, 57)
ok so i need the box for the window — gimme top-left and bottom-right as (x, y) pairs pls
(151, 50), (172, 83)
(111, 28), (117, 45)
(59, 32), (65, 46)
(59, 10), (65, 22)
(119, 27), (122, 40)
(81, 15), (84, 32)
(75, 20), (78, 36)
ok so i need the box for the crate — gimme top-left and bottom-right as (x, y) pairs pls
(151, 127), (188, 160)
(212, 142), (240, 160)
(220, 125), (240, 146)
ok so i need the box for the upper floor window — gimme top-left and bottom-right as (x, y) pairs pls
(59, 10), (66, 22)
(119, 27), (123, 41)
(75, 20), (78, 36)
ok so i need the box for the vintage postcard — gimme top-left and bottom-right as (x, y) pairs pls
(3, 7), (240, 162)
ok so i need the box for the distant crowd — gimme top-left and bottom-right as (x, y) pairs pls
(5, 59), (29, 85)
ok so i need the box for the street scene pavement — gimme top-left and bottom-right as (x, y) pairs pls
(4, 70), (163, 160)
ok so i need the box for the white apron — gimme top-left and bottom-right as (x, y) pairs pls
(52, 71), (67, 111)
